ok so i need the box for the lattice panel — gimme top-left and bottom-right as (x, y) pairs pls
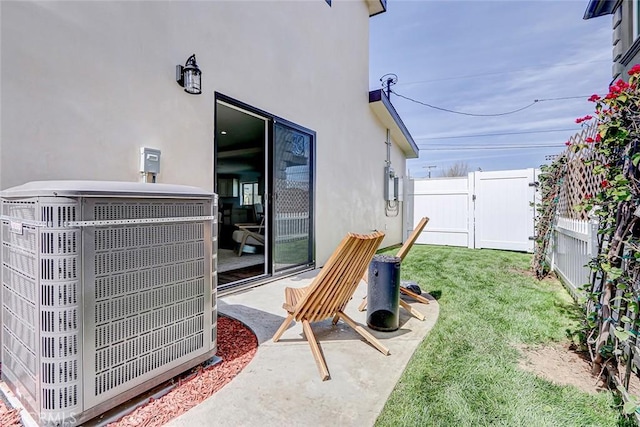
(274, 125), (311, 215)
(557, 125), (604, 220)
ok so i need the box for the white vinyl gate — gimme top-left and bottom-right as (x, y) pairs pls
(410, 168), (538, 252)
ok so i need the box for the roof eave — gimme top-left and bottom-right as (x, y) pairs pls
(583, 0), (620, 20)
(366, 0), (387, 17)
(369, 89), (419, 159)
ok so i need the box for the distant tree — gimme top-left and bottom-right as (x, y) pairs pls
(441, 161), (471, 177)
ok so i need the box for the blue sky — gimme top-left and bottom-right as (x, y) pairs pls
(369, 0), (613, 177)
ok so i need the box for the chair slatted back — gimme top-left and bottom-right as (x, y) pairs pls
(361, 217), (429, 284)
(396, 217), (429, 261)
(293, 231), (384, 322)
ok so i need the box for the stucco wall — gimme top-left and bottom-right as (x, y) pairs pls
(1, 1), (407, 265)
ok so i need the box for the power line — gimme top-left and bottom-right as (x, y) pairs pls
(420, 151), (547, 164)
(536, 96), (591, 101)
(391, 90), (537, 117)
(420, 144), (564, 151)
(391, 90), (592, 117)
(416, 127), (579, 140)
(395, 60), (609, 86)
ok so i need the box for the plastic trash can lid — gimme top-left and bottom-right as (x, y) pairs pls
(372, 254), (401, 263)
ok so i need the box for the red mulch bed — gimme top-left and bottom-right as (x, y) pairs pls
(0, 316), (258, 427)
(0, 400), (21, 427)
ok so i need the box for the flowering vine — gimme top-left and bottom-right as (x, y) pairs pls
(571, 64), (640, 411)
(532, 155), (567, 279)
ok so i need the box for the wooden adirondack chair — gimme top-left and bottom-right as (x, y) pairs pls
(272, 230), (387, 381)
(358, 217), (430, 320)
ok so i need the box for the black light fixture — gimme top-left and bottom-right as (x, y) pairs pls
(176, 54), (202, 95)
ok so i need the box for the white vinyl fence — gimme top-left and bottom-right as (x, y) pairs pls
(407, 167), (597, 297)
(411, 176), (473, 247)
(409, 168), (538, 252)
(275, 212), (309, 242)
(549, 217), (598, 298)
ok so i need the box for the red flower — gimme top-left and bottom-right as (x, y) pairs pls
(565, 141), (571, 146)
(601, 180), (609, 188)
(585, 137), (594, 143)
(615, 79), (629, 89)
(575, 115), (594, 124)
(588, 94), (601, 102)
(585, 194), (593, 200)
(629, 64), (640, 75)
(605, 93), (617, 100)
(595, 134), (602, 142)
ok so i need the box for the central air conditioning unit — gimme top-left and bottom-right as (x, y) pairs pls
(0, 181), (217, 426)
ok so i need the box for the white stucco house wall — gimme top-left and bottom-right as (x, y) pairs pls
(1, 0), (418, 291)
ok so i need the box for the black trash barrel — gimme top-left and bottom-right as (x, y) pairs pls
(367, 254), (401, 332)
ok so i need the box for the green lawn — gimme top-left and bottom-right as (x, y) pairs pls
(375, 245), (628, 427)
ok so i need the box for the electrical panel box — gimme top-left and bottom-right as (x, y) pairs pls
(384, 166), (396, 201)
(140, 147), (161, 174)
(394, 176), (404, 202)
(385, 166), (404, 202)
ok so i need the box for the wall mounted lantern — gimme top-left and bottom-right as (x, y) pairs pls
(176, 54), (202, 95)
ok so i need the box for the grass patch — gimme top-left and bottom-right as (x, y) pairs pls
(275, 238), (309, 265)
(375, 245), (628, 427)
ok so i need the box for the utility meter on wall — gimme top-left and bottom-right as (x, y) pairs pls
(140, 147), (161, 183)
(384, 165), (396, 201)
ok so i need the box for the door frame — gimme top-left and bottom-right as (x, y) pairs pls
(271, 118), (316, 273)
(214, 93), (316, 286)
(214, 97), (270, 288)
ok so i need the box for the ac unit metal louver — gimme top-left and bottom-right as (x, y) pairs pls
(0, 181), (217, 426)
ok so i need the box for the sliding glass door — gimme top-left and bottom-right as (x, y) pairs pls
(215, 93), (315, 286)
(214, 99), (269, 288)
(272, 121), (314, 272)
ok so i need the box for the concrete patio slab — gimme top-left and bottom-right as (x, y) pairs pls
(167, 269), (439, 427)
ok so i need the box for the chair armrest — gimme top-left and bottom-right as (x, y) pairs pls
(237, 224), (263, 231)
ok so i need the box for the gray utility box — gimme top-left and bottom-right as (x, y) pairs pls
(0, 181), (217, 426)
